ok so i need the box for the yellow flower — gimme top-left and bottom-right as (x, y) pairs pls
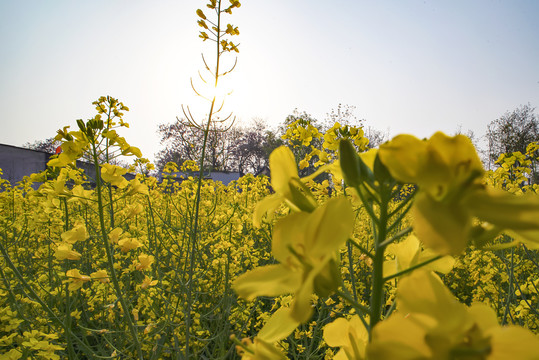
(66, 269), (91, 291)
(234, 197), (354, 323)
(108, 227), (123, 244)
(253, 146), (321, 227)
(324, 315), (368, 360)
(135, 254), (154, 271)
(383, 235), (454, 279)
(141, 275), (158, 289)
(367, 270), (539, 359)
(100, 163), (129, 188)
(118, 237), (142, 252)
(236, 337), (286, 360)
(60, 221), (88, 244)
(379, 132), (539, 254)
(90, 269), (109, 283)
(124, 203), (144, 218)
(55, 243), (81, 261)
(47, 140), (86, 167)
(379, 132), (484, 200)
(128, 177), (149, 196)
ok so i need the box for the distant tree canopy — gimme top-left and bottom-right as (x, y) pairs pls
(486, 103), (539, 183)
(155, 104), (386, 176)
(487, 103), (539, 164)
(23, 137), (60, 153)
(155, 118), (283, 175)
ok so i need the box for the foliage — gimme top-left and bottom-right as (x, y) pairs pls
(155, 118), (282, 175)
(23, 137), (60, 154)
(486, 104), (539, 181)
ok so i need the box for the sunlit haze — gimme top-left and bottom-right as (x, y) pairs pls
(1, 0), (538, 161)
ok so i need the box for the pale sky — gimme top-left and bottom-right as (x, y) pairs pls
(1, 0), (538, 161)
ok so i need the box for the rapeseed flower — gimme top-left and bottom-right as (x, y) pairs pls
(253, 146), (322, 227)
(54, 243), (81, 261)
(135, 254), (154, 271)
(100, 163), (129, 188)
(323, 315), (368, 360)
(234, 197), (354, 323)
(367, 270), (539, 359)
(90, 269), (110, 283)
(60, 221), (88, 244)
(379, 132), (539, 254)
(66, 269), (91, 291)
(118, 237), (142, 252)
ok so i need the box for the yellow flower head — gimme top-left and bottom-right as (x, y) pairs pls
(379, 132), (539, 254)
(135, 254), (154, 271)
(141, 275), (158, 289)
(55, 243), (81, 261)
(324, 315), (368, 360)
(368, 270), (539, 359)
(60, 221), (88, 244)
(235, 197), (354, 323)
(118, 237), (142, 252)
(100, 163), (129, 188)
(90, 269), (110, 283)
(66, 269), (91, 291)
(379, 132), (483, 201)
(253, 146), (318, 227)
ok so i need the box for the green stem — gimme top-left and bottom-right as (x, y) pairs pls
(335, 288), (370, 331)
(91, 142), (143, 360)
(502, 248), (514, 325)
(378, 226), (413, 248)
(348, 238), (374, 259)
(383, 255), (443, 282)
(369, 188), (390, 339)
(0, 238), (96, 357)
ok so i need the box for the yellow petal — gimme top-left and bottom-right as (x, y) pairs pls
(269, 146), (298, 197)
(385, 235), (421, 275)
(304, 197), (354, 259)
(258, 307), (300, 343)
(253, 194), (285, 228)
(378, 134), (426, 183)
(413, 192), (471, 255)
(368, 314), (431, 360)
(61, 221), (88, 244)
(324, 315), (368, 360)
(488, 326), (539, 360)
(397, 271), (466, 327)
(250, 338), (287, 360)
(467, 187), (539, 230)
(233, 264), (302, 301)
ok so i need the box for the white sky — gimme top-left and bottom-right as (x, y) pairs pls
(1, 0), (538, 162)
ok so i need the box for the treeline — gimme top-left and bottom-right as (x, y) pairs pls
(23, 103), (539, 181)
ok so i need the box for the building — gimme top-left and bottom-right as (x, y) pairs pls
(0, 144), (53, 186)
(0, 143), (133, 188)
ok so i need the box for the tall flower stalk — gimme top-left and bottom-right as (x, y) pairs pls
(182, 1), (241, 357)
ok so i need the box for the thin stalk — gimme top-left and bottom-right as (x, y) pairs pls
(378, 226), (413, 248)
(335, 288), (370, 331)
(91, 142), (143, 360)
(369, 187), (390, 339)
(185, 2), (223, 355)
(502, 248), (514, 325)
(346, 241), (358, 301)
(348, 238), (374, 260)
(0, 239), (96, 357)
(383, 255), (443, 282)
(62, 198), (76, 359)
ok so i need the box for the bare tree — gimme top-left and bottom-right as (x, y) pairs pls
(486, 104), (539, 167)
(23, 137), (60, 153)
